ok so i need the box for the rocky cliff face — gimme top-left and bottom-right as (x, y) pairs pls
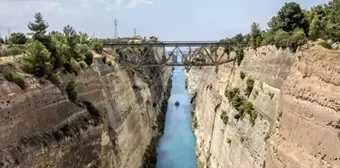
(186, 44), (340, 168)
(0, 48), (171, 168)
(266, 45), (340, 168)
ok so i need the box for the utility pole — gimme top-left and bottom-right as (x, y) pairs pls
(92, 32), (95, 39)
(114, 18), (118, 38)
(8, 28), (10, 36)
(134, 28), (136, 36)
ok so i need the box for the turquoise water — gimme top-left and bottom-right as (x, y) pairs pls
(156, 56), (198, 168)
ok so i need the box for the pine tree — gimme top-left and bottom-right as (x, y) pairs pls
(21, 40), (52, 77)
(27, 12), (49, 41)
(250, 22), (262, 49)
(326, 0), (340, 41)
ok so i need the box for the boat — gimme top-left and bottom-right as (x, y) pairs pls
(175, 101), (180, 107)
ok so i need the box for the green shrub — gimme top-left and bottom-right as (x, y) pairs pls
(9, 32), (28, 44)
(274, 29), (291, 49)
(82, 101), (102, 123)
(65, 58), (81, 75)
(91, 40), (103, 52)
(21, 40), (53, 77)
(318, 40), (332, 49)
(77, 44), (90, 54)
(244, 102), (257, 126)
(290, 29), (307, 51)
(66, 80), (77, 102)
(192, 114), (198, 130)
(244, 102), (254, 115)
(225, 87), (239, 101)
(48, 70), (62, 85)
(236, 46), (244, 66)
(234, 113), (242, 120)
(226, 138), (232, 144)
(84, 50), (93, 66)
(79, 61), (87, 69)
(245, 76), (255, 97)
(250, 112), (258, 126)
(220, 111), (229, 124)
(240, 136), (245, 143)
(264, 133), (271, 141)
(8, 46), (23, 55)
(231, 95), (245, 111)
(240, 71), (246, 80)
(4, 72), (26, 89)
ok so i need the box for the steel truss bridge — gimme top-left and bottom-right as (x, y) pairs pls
(103, 41), (245, 69)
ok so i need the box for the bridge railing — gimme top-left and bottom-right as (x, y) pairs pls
(103, 41), (246, 47)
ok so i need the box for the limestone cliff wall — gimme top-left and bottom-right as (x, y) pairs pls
(266, 45), (340, 168)
(0, 48), (171, 168)
(186, 44), (340, 168)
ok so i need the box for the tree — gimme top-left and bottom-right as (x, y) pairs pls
(268, 16), (283, 32)
(91, 40), (103, 52)
(250, 22), (262, 49)
(235, 46), (244, 66)
(84, 50), (94, 66)
(27, 12), (49, 41)
(276, 2), (309, 35)
(308, 5), (328, 40)
(0, 37), (4, 44)
(262, 29), (276, 45)
(51, 36), (67, 70)
(21, 40), (52, 77)
(309, 16), (326, 40)
(9, 32), (28, 44)
(63, 25), (81, 61)
(244, 34), (251, 46)
(326, 0), (340, 41)
(231, 34), (244, 44)
(290, 29), (307, 51)
(4, 36), (8, 44)
(274, 29), (291, 48)
(78, 32), (89, 44)
(303, 9), (312, 25)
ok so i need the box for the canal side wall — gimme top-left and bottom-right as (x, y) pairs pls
(186, 43), (340, 168)
(0, 48), (171, 168)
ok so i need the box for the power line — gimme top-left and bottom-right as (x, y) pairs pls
(114, 18), (118, 38)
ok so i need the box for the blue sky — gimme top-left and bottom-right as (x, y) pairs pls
(0, 0), (330, 41)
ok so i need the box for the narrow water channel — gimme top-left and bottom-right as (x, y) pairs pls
(156, 55), (198, 168)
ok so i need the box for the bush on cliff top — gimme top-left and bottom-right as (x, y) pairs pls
(222, 1), (340, 51)
(4, 72), (27, 89)
(18, 13), (96, 81)
(21, 40), (53, 77)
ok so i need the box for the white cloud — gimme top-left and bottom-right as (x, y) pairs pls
(125, 0), (152, 8)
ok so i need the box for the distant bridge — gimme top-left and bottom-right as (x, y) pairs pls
(103, 41), (245, 69)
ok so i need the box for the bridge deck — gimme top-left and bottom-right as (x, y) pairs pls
(119, 59), (235, 68)
(103, 41), (245, 47)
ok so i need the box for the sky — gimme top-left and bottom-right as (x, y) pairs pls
(0, 0), (330, 41)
